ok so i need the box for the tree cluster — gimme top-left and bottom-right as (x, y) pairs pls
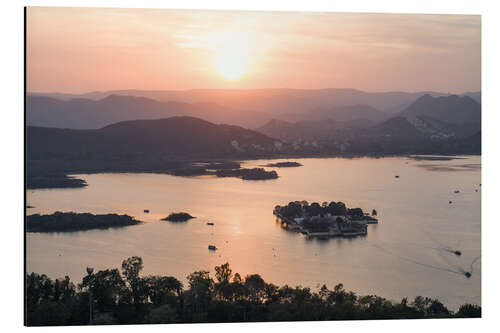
(276, 201), (353, 219)
(26, 257), (481, 326)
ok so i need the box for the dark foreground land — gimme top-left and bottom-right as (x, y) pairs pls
(26, 212), (141, 232)
(25, 256), (480, 326)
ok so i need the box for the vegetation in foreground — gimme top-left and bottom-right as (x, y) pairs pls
(162, 212), (195, 222)
(26, 212), (141, 232)
(26, 257), (481, 326)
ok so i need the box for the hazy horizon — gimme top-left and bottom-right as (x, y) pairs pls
(27, 7), (480, 94)
(27, 86), (481, 95)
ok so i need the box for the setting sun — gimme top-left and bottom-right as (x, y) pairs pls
(213, 32), (251, 80)
(215, 46), (249, 80)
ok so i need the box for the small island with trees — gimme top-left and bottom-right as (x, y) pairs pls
(274, 201), (378, 238)
(162, 212), (195, 222)
(216, 168), (278, 180)
(264, 161), (302, 167)
(26, 212), (141, 232)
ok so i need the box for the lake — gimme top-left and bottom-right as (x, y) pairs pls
(26, 156), (481, 310)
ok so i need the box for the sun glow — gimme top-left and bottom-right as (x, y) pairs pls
(213, 32), (251, 80)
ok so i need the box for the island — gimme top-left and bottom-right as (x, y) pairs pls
(264, 161), (302, 167)
(273, 201), (378, 238)
(26, 212), (141, 232)
(216, 168), (278, 180)
(162, 212), (195, 222)
(27, 174), (87, 189)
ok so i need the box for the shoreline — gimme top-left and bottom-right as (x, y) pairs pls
(27, 153), (481, 190)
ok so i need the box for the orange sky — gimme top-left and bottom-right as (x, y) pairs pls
(26, 7), (481, 93)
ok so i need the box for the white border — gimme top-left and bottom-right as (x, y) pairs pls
(1, 0), (499, 332)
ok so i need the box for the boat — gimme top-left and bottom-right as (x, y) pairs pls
(144, 209), (150, 213)
(208, 245), (217, 250)
(207, 222), (214, 226)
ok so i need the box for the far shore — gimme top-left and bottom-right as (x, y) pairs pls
(27, 153), (480, 190)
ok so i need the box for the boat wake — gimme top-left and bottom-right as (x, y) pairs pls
(371, 244), (463, 275)
(424, 231), (462, 256)
(371, 243), (480, 278)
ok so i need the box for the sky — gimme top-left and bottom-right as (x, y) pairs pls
(26, 7), (481, 94)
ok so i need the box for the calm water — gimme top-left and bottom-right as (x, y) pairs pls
(26, 156), (481, 310)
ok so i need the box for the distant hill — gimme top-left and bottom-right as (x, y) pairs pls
(27, 116), (282, 158)
(257, 118), (373, 142)
(258, 119), (339, 142)
(26, 95), (270, 129)
(396, 94), (481, 139)
(312, 104), (388, 122)
(282, 104), (388, 123)
(29, 88), (481, 116)
(399, 94), (481, 124)
(257, 106), (480, 150)
(364, 116), (424, 141)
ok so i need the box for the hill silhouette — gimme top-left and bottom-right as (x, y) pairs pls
(399, 94), (481, 125)
(29, 88), (481, 120)
(27, 116), (281, 158)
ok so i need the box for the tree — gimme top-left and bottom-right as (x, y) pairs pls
(80, 269), (125, 312)
(280, 201), (302, 219)
(214, 263), (233, 284)
(229, 273), (245, 302)
(121, 256), (146, 306)
(186, 270), (213, 315)
(244, 274), (266, 303)
(29, 300), (71, 326)
(145, 276), (182, 307)
(214, 263), (234, 301)
(328, 202), (347, 216)
(456, 304), (481, 318)
(348, 208), (364, 218)
(147, 304), (179, 324)
(121, 256), (143, 282)
(307, 202), (322, 216)
(426, 299), (449, 317)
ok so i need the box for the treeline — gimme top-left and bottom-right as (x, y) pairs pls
(275, 201), (366, 219)
(26, 257), (480, 326)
